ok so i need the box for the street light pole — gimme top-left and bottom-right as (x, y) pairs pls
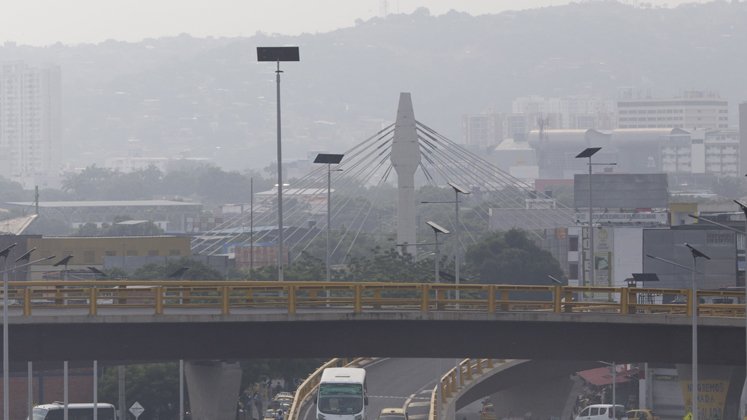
(426, 221), (450, 283)
(257, 46), (300, 281)
(735, 199), (747, 418)
(1, 242), (16, 420)
(686, 243), (710, 420)
(598, 361), (617, 413)
(314, 154), (345, 283)
(647, 245), (710, 420)
(575, 148), (616, 289)
(1, 249), (54, 420)
(250, 177), (254, 275)
(448, 183), (470, 302)
(576, 148), (600, 288)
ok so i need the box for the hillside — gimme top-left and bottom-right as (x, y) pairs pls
(1, 1), (746, 171)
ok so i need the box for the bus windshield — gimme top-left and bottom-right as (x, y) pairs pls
(318, 383), (363, 415)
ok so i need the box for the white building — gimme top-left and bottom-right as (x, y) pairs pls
(617, 90), (728, 130)
(0, 62), (61, 188)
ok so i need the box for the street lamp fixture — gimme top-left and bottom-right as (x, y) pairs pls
(426, 221), (450, 283)
(314, 153), (345, 283)
(257, 46), (300, 281)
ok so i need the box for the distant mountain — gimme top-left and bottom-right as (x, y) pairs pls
(2, 1), (746, 171)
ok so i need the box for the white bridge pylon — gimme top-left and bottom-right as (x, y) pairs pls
(192, 93), (575, 262)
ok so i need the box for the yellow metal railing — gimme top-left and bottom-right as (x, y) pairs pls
(1, 280), (744, 318)
(430, 359), (502, 420)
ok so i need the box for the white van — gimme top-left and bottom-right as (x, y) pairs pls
(575, 404), (626, 420)
(30, 402), (117, 420)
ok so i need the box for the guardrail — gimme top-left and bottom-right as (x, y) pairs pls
(430, 359), (507, 420)
(287, 357), (370, 420)
(1, 280), (744, 318)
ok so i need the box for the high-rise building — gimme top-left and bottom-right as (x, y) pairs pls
(462, 113), (504, 147)
(617, 90), (728, 130)
(0, 62), (61, 188)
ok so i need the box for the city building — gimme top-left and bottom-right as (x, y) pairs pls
(617, 90), (728, 130)
(462, 113), (504, 148)
(0, 235), (191, 280)
(569, 173), (669, 288)
(529, 128), (740, 179)
(2, 200), (202, 233)
(0, 62), (61, 188)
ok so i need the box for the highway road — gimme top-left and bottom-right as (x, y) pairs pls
(298, 358), (458, 420)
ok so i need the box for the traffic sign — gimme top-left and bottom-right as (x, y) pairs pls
(129, 402), (145, 419)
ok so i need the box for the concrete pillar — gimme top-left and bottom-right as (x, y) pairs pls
(185, 361), (242, 420)
(391, 92), (421, 256)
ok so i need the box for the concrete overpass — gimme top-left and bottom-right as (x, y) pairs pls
(4, 280), (745, 364)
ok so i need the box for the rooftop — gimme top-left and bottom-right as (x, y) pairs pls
(5, 200), (201, 208)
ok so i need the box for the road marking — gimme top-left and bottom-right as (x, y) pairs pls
(407, 401), (431, 407)
(408, 415), (427, 420)
(369, 395), (408, 399)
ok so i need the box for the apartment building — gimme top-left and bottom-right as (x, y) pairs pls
(617, 91), (728, 130)
(0, 62), (61, 188)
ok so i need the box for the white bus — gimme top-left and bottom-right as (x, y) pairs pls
(316, 367), (368, 420)
(30, 402), (117, 420)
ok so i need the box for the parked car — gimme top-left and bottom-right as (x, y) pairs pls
(575, 404), (626, 420)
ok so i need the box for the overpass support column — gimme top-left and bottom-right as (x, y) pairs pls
(185, 361), (242, 420)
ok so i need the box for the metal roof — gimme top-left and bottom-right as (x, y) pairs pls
(0, 214), (37, 235)
(5, 200), (201, 208)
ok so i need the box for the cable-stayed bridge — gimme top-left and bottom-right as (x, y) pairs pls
(191, 93), (575, 263)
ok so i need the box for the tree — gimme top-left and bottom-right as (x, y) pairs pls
(99, 363), (180, 420)
(464, 229), (563, 286)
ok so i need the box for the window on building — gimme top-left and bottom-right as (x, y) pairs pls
(105, 250), (116, 257)
(569, 236), (579, 252)
(569, 263), (579, 279)
(148, 250), (159, 257)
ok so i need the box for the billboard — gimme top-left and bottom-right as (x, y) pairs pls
(574, 173), (668, 209)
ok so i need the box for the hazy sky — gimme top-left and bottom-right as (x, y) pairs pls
(0, 0), (704, 46)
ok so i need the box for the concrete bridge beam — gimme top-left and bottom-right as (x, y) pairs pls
(185, 361), (242, 420)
